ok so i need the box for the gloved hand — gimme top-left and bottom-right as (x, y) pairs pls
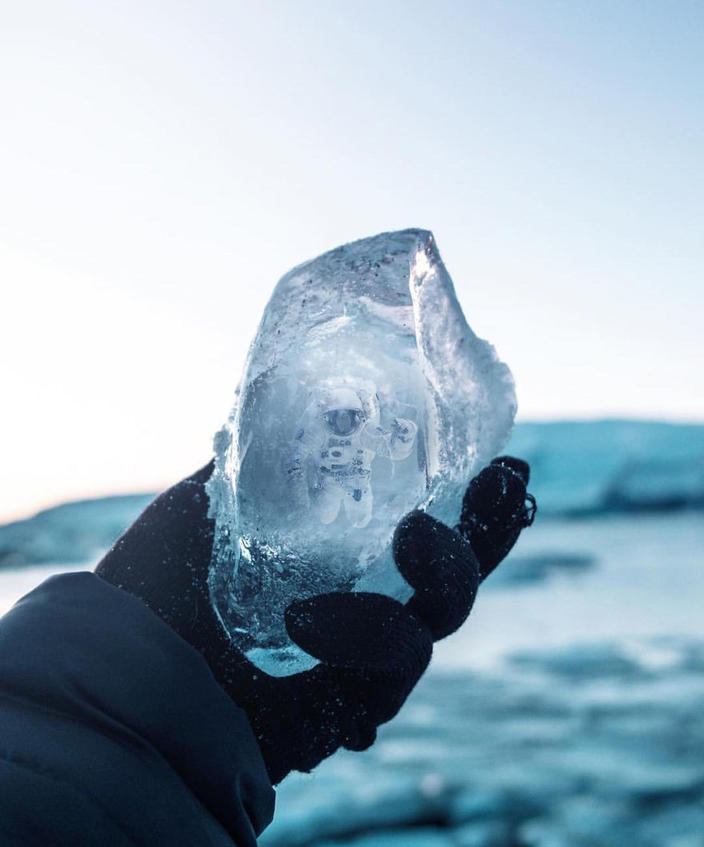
(96, 456), (535, 784)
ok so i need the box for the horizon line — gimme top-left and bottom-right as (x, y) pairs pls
(2, 415), (702, 526)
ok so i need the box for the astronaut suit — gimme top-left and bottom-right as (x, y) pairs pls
(288, 384), (417, 528)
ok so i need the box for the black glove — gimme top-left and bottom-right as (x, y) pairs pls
(96, 456), (535, 784)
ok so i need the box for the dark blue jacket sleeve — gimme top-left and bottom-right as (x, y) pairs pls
(0, 572), (275, 846)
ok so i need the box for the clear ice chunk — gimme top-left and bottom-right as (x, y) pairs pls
(207, 229), (516, 674)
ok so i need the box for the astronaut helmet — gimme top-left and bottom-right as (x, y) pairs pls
(314, 380), (380, 437)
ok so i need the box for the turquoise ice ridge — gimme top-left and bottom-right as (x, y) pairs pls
(206, 229), (516, 675)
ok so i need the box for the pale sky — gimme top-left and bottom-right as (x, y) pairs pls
(1, 0), (703, 522)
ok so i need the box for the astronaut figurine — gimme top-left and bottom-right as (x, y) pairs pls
(287, 382), (418, 528)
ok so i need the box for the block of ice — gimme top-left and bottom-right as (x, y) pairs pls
(207, 229), (516, 674)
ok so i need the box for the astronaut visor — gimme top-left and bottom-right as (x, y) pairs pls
(323, 408), (365, 437)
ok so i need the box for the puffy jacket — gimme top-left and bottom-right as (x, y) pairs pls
(0, 572), (275, 846)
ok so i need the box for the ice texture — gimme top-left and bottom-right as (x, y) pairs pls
(207, 229), (516, 674)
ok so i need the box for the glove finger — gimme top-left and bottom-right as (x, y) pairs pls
(257, 591), (434, 781)
(393, 511), (479, 640)
(342, 724), (378, 752)
(285, 592), (432, 679)
(460, 458), (531, 531)
(459, 456), (536, 580)
(490, 455), (530, 485)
